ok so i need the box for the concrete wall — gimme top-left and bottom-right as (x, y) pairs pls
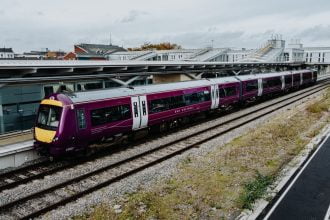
(0, 148), (39, 169)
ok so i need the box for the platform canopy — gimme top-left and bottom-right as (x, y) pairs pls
(0, 60), (306, 85)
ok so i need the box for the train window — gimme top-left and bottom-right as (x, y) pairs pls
(219, 88), (226, 98)
(91, 109), (107, 125)
(133, 102), (139, 117)
(266, 78), (281, 87)
(184, 93), (200, 105)
(149, 91), (210, 114)
(142, 101), (147, 116)
(204, 91), (211, 101)
(185, 91), (210, 104)
(224, 87), (237, 97)
(121, 105), (131, 118)
(170, 96), (185, 109)
(37, 105), (62, 131)
(149, 98), (170, 113)
(246, 81), (258, 92)
(76, 109), (86, 129)
(293, 74), (300, 82)
(285, 76), (292, 84)
(91, 104), (131, 126)
(262, 80), (269, 89)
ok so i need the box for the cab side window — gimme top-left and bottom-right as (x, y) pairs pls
(77, 109), (87, 129)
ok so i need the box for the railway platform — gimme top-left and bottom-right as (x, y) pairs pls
(0, 132), (37, 170)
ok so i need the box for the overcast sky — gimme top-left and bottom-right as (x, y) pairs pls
(1, 0), (330, 53)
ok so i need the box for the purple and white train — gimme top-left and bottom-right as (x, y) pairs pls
(34, 70), (317, 157)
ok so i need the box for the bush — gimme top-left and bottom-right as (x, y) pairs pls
(239, 173), (273, 210)
(306, 102), (328, 114)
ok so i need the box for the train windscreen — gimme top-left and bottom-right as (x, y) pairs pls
(37, 105), (62, 131)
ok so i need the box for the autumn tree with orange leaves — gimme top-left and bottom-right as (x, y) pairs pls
(128, 42), (182, 51)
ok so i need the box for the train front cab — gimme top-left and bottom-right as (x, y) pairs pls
(34, 99), (64, 157)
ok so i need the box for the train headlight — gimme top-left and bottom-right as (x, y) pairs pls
(52, 137), (59, 142)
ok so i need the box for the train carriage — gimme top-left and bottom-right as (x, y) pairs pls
(33, 70), (316, 157)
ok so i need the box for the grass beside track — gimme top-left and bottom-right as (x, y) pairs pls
(76, 88), (330, 220)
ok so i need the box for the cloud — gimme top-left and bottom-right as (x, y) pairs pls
(1, 0), (330, 52)
(120, 10), (148, 23)
(296, 25), (330, 41)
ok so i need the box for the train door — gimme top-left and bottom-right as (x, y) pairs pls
(131, 96), (148, 130)
(76, 108), (88, 147)
(139, 96), (148, 128)
(210, 85), (219, 109)
(300, 72), (303, 85)
(258, 78), (263, 96)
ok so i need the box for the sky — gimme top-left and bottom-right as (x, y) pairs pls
(1, 0), (330, 53)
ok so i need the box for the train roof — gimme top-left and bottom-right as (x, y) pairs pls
(235, 71), (292, 81)
(65, 70), (311, 104)
(67, 76), (240, 104)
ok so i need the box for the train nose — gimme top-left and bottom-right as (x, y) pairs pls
(35, 127), (56, 143)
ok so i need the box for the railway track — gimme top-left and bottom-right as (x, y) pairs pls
(0, 80), (326, 192)
(0, 81), (328, 219)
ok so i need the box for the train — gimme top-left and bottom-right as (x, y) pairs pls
(33, 70), (317, 157)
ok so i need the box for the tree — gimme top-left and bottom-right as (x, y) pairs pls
(128, 42), (182, 51)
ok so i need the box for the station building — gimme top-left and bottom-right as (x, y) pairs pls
(304, 47), (330, 63)
(0, 48), (14, 59)
(107, 38), (304, 63)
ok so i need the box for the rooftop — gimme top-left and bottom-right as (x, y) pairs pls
(0, 48), (13, 53)
(75, 43), (126, 56)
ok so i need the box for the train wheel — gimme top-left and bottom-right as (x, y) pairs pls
(159, 122), (168, 133)
(84, 147), (95, 157)
(180, 116), (190, 125)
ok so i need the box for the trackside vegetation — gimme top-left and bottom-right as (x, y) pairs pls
(75, 88), (330, 220)
(239, 172), (273, 210)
